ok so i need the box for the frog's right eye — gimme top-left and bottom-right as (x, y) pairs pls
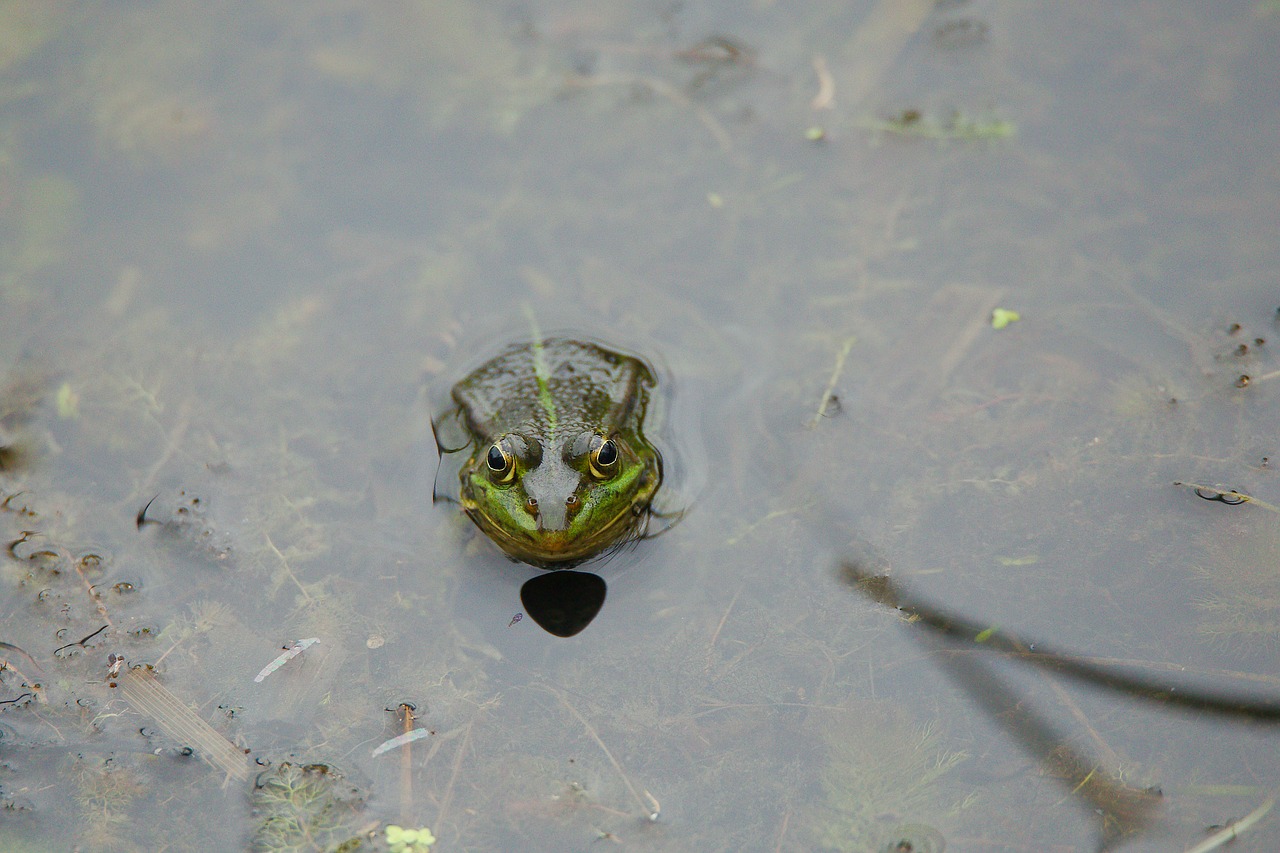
(486, 441), (516, 483)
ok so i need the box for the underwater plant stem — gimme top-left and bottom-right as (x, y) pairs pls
(137, 397), (193, 496)
(68, 546), (114, 629)
(773, 805), (792, 853)
(550, 687), (658, 821)
(436, 716), (475, 835)
(1034, 650), (1125, 770)
(0, 641), (46, 681)
(704, 587), (741, 670)
(400, 704), (415, 825)
(564, 73), (738, 163)
(808, 336), (857, 429)
(265, 532), (314, 604)
(1182, 795), (1274, 853)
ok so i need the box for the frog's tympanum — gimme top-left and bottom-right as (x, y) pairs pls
(444, 338), (663, 568)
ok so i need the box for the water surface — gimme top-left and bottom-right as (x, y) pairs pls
(2, 2), (1279, 850)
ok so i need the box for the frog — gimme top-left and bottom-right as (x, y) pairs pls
(441, 337), (664, 568)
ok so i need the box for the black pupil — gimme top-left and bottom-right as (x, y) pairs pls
(596, 439), (618, 466)
(487, 444), (507, 471)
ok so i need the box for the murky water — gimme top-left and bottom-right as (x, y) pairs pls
(3, 2), (1279, 850)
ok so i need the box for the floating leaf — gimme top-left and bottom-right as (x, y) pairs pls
(991, 308), (1020, 330)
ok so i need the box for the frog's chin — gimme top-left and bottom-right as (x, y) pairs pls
(466, 504), (647, 568)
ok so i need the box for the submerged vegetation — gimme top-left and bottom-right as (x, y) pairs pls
(808, 708), (968, 852)
(863, 107), (1016, 141)
(1194, 519), (1280, 652)
(251, 763), (367, 853)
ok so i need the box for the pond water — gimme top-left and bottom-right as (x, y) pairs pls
(3, 2), (1280, 851)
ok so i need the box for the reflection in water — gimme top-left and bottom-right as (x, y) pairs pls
(880, 823), (946, 853)
(0, 370), (49, 474)
(519, 570), (606, 638)
(841, 561), (1280, 851)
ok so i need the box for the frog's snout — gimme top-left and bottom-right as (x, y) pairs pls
(524, 492), (583, 534)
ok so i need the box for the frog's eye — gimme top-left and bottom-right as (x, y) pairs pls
(486, 441), (516, 483)
(588, 435), (619, 478)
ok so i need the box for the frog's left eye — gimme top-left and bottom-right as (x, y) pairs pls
(486, 441), (516, 484)
(588, 435), (619, 478)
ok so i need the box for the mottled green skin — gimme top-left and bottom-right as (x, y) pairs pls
(451, 339), (662, 567)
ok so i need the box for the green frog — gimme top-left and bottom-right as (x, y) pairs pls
(442, 337), (663, 567)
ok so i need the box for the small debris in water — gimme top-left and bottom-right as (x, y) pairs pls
(120, 666), (252, 783)
(1194, 487), (1247, 505)
(808, 336), (857, 429)
(254, 637), (320, 683)
(991, 307), (1020, 329)
(372, 727), (432, 757)
(55, 382), (79, 419)
(1172, 481), (1280, 512)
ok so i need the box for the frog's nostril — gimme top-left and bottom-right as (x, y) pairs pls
(525, 497), (539, 516)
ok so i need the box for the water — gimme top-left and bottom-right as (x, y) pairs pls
(2, 1), (1279, 850)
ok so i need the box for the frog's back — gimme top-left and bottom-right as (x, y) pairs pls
(452, 339), (654, 443)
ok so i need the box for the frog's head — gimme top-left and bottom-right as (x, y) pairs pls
(459, 429), (661, 567)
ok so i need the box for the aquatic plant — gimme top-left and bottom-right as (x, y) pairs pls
(1194, 521), (1280, 652)
(808, 706), (968, 852)
(251, 762), (367, 853)
(71, 753), (146, 852)
(385, 824), (435, 853)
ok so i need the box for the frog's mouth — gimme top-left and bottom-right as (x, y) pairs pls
(466, 498), (651, 568)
